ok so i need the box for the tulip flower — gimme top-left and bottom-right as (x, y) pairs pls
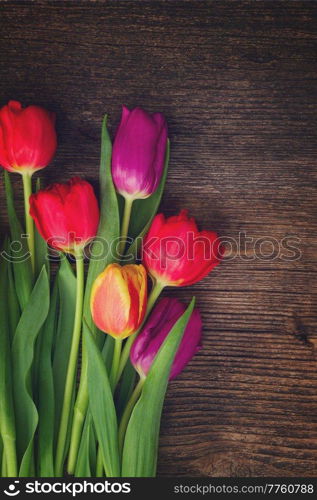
(44, 177), (99, 475)
(111, 106), (168, 255)
(0, 100), (57, 272)
(130, 297), (202, 380)
(118, 297), (202, 452)
(0, 100), (57, 174)
(112, 106), (168, 200)
(90, 263), (147, 340)
(143, 209), (223, 287)
(29, 177), (99, 255)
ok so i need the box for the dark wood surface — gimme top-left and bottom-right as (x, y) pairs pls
(1, 0), (317, 477)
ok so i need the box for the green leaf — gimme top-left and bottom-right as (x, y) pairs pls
(74, 337), (114, 478)
(7, 260), (20, 343)
(0, 243), (17, 477)
(37, 278), (59, 477)
(84, 114), (121, 343)
(3, 171), (32, 310)
(52, 258), (76, 447)
(117, 360), (137, 419)
(71, 116), (121, 471)
(34, 178), (49, 279)
(12, 266), (50, 476)
(68, 115), (120, 478)
(84, 322), (120, 477)
(74, 334), (115, 476)
(74, 413), (96, 477)
(101, 335), (115, 373)
(122, 297), (195, 477)
(88, 418), (97, 476)
(32, 179), (50, 421)
(1, 448), (6, 477)
(125, 140), (170, 263)
(0, 437), (3, 475)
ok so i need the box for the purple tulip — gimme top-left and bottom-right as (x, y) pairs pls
(130, 297), (202, 380)
(111, 106), (168, 199)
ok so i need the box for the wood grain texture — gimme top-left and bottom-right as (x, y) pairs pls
(0, 0), (316, 477)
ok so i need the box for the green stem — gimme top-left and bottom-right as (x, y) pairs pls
(1, 449), (7, 477)
(109, 338), (122, 391)
(118, 378), (144, 454)
(66, 362), (88, 474)
(116, 280), (164, 387)
(118, 197), (133, 256)
(1, 435), (17, 477)
(55, 252), (85, 477)
(22, 172), (35, 274)
(95, 337), (122, 476)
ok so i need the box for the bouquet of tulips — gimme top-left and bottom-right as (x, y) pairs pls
(0, 101), (223, 478)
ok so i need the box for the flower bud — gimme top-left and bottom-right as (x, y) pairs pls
(91, 263), (147, 339)
(112, 106), (168, 200)
(130, 297), (202, 380)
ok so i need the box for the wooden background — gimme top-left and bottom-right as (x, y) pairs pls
(1, 0), (317, 477)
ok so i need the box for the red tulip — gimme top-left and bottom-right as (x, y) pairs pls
(29, 177), (99, 254)
(0, 100), (57, 174)
(90, 263), (148, 339)
(143, 210), (223, 286)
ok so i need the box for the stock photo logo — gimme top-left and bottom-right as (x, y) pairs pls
(2, 481), (131, 497)
(4, 481), (20, 496)
(0, 231), (302, 265)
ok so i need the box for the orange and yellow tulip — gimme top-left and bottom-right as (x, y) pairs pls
(90, 263), (147, 339)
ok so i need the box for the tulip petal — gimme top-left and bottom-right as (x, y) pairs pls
(29, 191), (69, 250)
(65, 178), (99, 246)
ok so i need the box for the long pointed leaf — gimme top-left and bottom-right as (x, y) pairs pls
(0, 242), (17, 477)
(7, 260), (20, 343)
(74, 335), (114, 476)
(34, 178), (49, 279)
(32, 179), (51, 417)
(117, 360), (136, 419)
(84, 115), (120, 341)
(1, 448), (6, 477)
(74, 413), (95, 477)
(12, 266), (50, 476)
(85, 323), (120, 477)
(122, 297), (195, 477)
(70, 116), (121, 473)
(37, 279), (59, 477)
(0, 437), (3, 475)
